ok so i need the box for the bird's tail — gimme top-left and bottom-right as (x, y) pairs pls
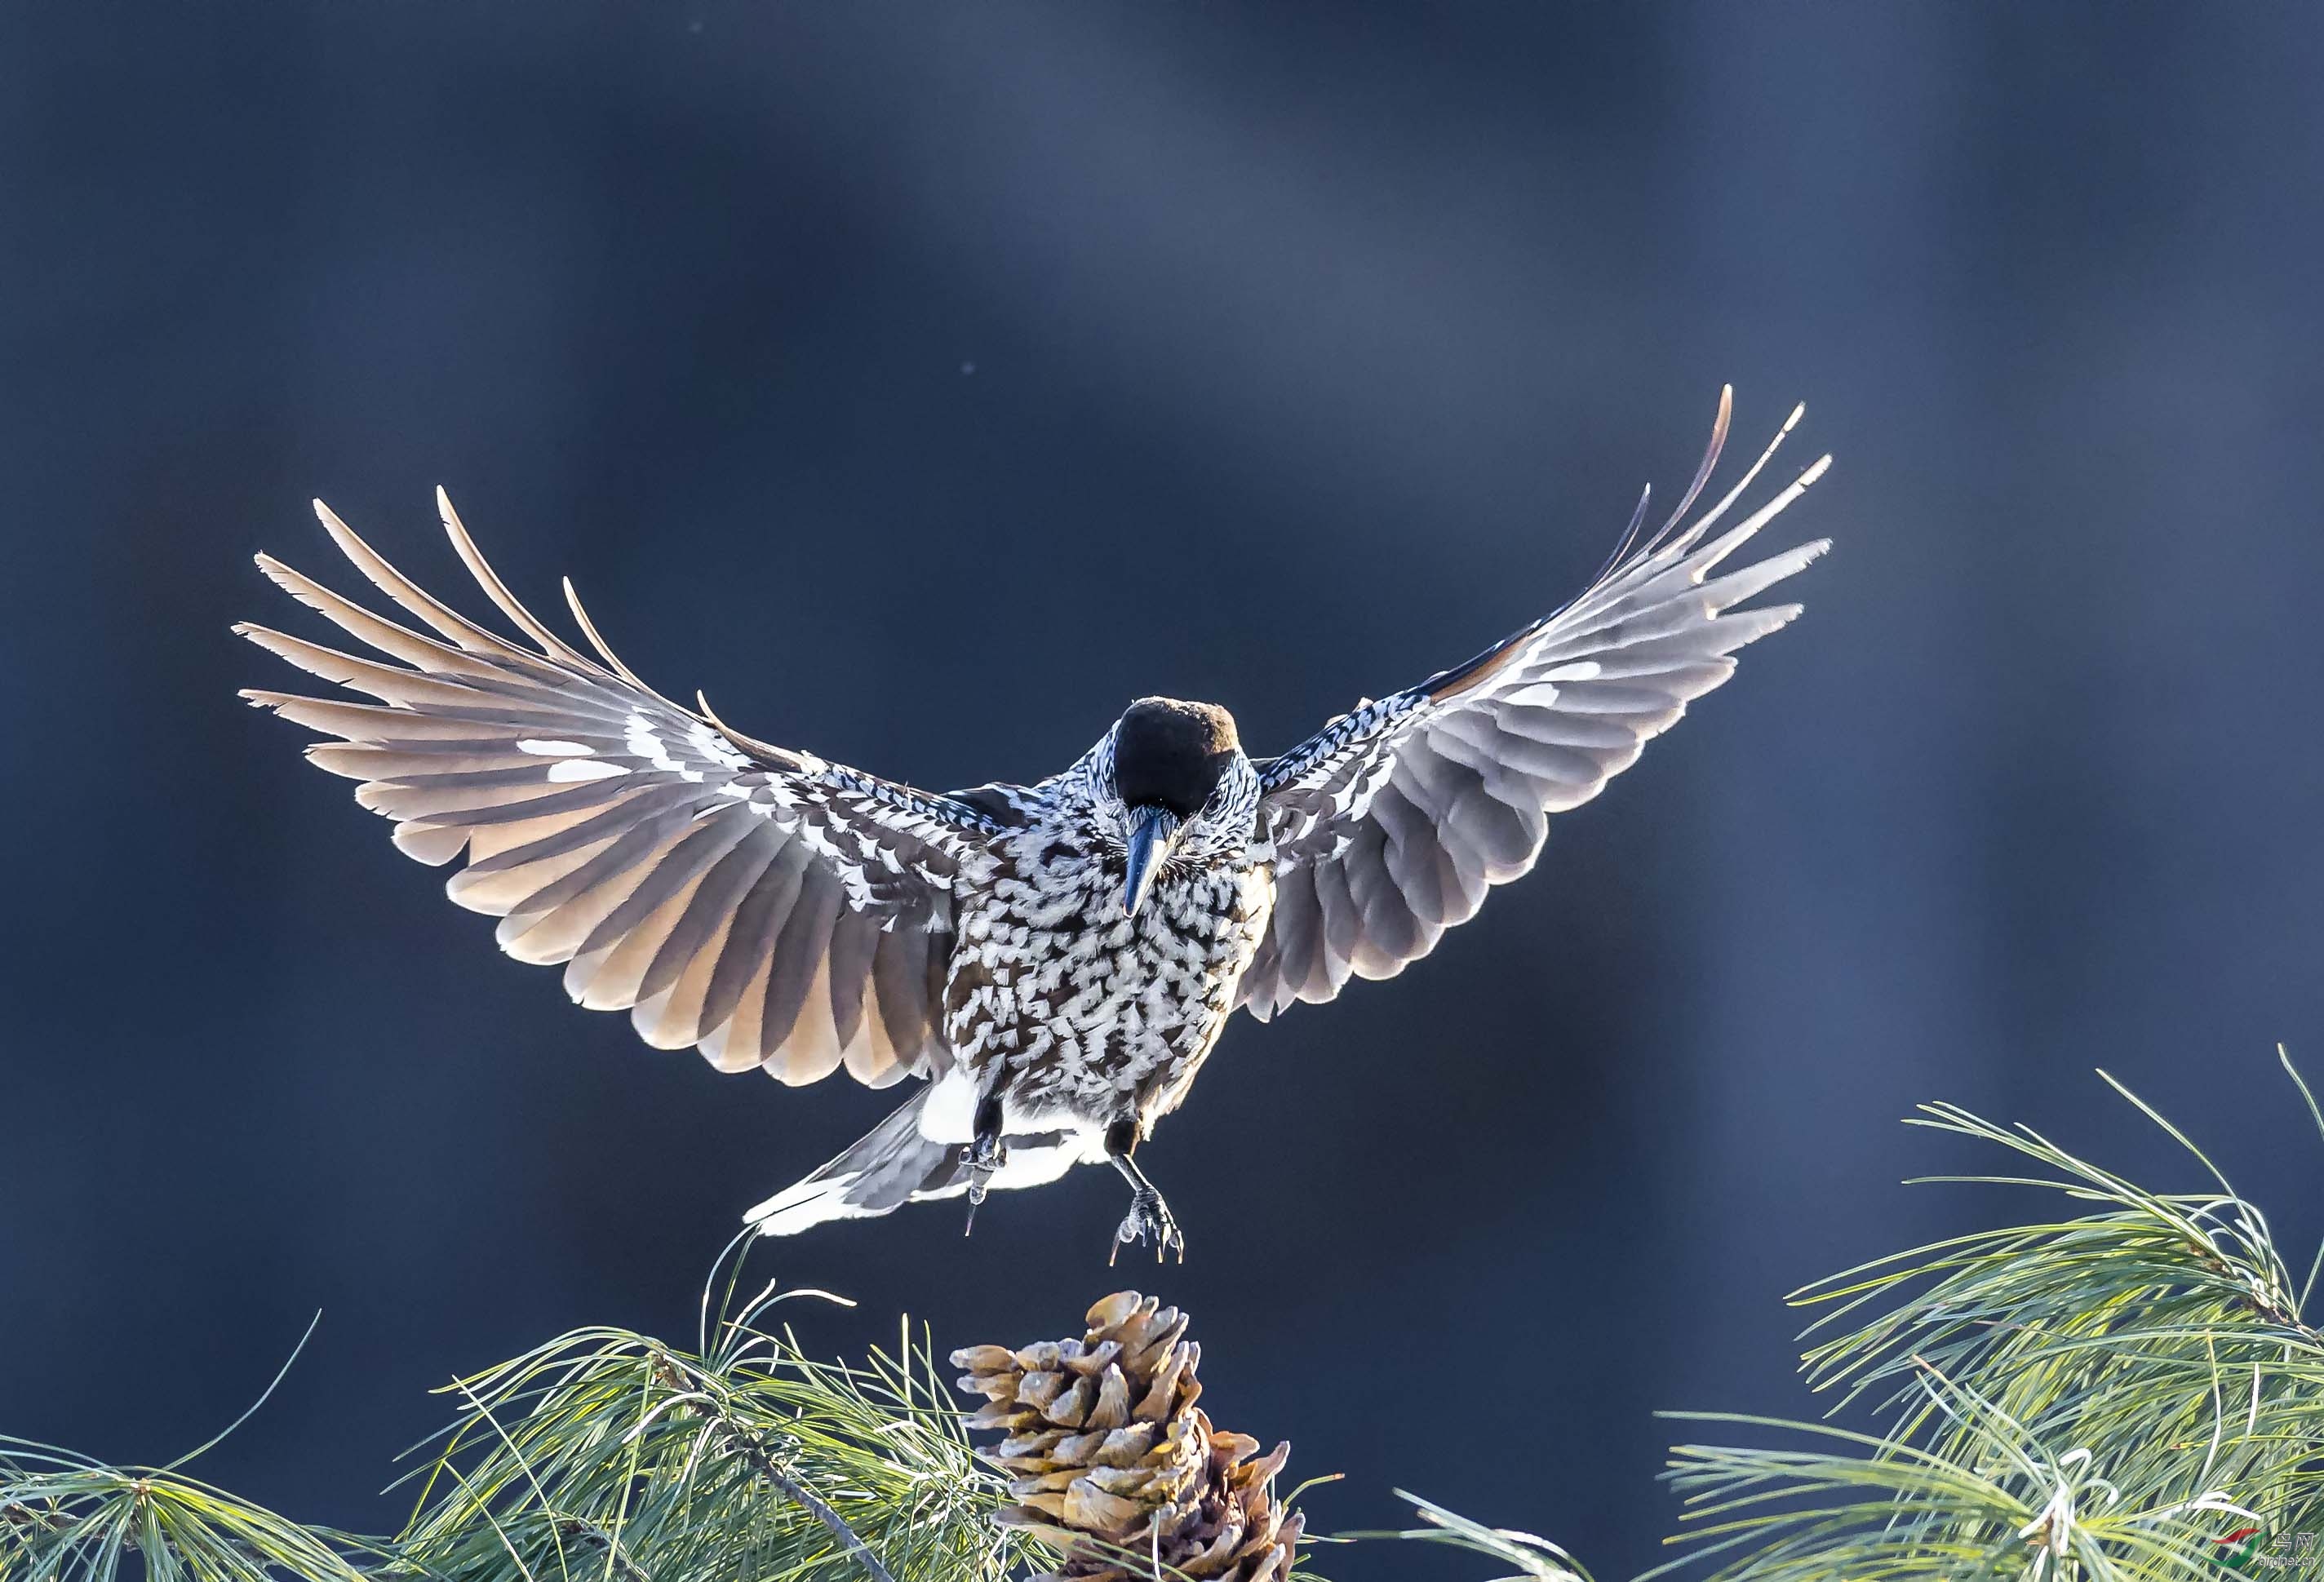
(744, 1083), (1092, 1237)
(745, 1090), (969, 1236)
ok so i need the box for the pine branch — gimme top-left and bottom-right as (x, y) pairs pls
(12, 1057), (2319, 1582)
(0, 1273), (1041, 1582)
(393, 1289), (1033, 1582)
(643, 1345), (899, 1582)
(1380, 1052), (2324, 1582)
(0, 1440), (393, 1581)
(551, 1515), (654, 1582)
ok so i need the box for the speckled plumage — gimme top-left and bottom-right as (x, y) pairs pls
(947, 741), (1272, 1129)
(237, 389), (1830, 1257)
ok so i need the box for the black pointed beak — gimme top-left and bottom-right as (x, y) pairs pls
(1121, 805), (1182, 916)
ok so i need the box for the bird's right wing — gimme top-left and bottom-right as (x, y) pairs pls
(238, 494), (1005, 1088)
(1240, 392), (1829, 1018)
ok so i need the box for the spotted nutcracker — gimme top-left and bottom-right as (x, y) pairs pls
(237, 388), (1829, 1260)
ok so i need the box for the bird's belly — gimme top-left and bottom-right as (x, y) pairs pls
(944, 864), (1271, 1123)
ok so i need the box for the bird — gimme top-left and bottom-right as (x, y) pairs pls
(237, 388), (1829, 1261)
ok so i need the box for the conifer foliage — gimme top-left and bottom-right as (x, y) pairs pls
(5, 1060), (2317, 1581)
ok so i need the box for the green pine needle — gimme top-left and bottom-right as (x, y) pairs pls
(0, 1440), (389, 1581)
(0, 1259), (1047, 1582)
(1637, 1054), (2324, 1582)
(12, 1060), (2321, 1582)
(391, 1278), (1040, 1582)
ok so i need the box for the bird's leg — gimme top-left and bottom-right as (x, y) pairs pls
(960, 1092), (1007, 1238)
(1105, 1117), (1183, 1265)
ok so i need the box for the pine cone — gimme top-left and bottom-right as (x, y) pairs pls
(952, 1292), (1303, 1582)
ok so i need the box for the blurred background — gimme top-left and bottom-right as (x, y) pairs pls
(5, 2), (2322, 1575)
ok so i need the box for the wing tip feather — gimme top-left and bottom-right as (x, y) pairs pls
(233, 622), (293, 658)
(1750, 600), (1807, 636)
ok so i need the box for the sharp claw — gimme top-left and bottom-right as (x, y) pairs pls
(1108, 1185), (1183, 1262)
(961, 1135), (1005, 1239)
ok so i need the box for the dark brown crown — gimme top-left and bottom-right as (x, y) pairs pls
(1113, 698), (1240, 818)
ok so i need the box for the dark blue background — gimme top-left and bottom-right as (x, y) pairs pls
(5, 4), (2322, 1576)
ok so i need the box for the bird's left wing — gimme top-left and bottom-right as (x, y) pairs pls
(1240, 392), (1829, 1020)
(237, 493), (1004, 1087)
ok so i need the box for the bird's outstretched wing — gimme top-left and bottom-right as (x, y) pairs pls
(237, 493), (1002, 1087)
(1240, 391), (1830, 1019)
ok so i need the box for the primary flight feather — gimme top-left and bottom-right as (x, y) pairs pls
(237, 388), (1829, 1259)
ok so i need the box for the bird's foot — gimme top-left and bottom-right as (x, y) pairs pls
(1110, 1185), (1184, 1265)
(961, 1132), (1008, 1200)
(960, 1134), (1007, 1236)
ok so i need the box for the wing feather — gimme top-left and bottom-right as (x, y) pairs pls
(870, 922), (944, 1072)
(1241, 392), (1829, 1017)
(826, 910), (881, 1056)
(699, 837), (813, 1039)
(700, 951), (778, 1073)
(241, 499), (999, 1086)
(761, 867), (848, 1063)
(636, 818), (780, 1006)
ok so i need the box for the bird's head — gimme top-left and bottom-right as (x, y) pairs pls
(1097, 697), (1258, 915)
